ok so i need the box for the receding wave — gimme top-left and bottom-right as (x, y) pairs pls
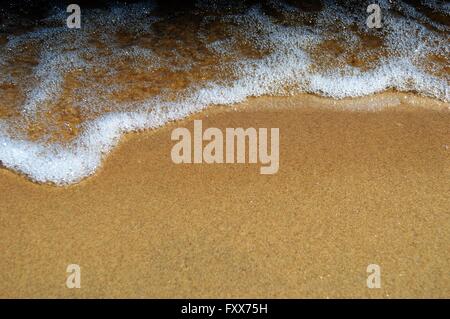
(0, 0), (449, 184)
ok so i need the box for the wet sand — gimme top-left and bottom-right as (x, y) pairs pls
(0, 94), (449, 298)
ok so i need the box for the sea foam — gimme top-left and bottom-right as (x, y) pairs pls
(0, 0), (448, 184)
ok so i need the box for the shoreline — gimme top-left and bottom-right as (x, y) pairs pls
(1, 92), (449, 187)
(1, 93), (449, 298)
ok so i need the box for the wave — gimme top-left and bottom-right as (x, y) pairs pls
(0, 0), (449, 184)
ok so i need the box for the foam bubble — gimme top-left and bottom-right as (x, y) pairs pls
(0, 0), (448, 184)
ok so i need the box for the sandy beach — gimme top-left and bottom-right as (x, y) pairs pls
(1, 93), (449, 298)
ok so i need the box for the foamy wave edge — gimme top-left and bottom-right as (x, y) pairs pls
(1, 0), (449, 185)
(0, 78), (448, 186)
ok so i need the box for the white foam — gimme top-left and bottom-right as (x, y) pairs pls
(0, 0), (449, 184)
(23, 51), (89, 114)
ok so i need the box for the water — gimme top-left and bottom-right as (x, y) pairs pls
(0, 0), (448, 184)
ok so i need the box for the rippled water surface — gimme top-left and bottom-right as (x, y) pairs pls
(0, 0), (448, 184)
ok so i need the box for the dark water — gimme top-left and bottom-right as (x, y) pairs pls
(0, 0), (448, 184)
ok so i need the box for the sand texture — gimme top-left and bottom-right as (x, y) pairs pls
(0, 94), (449, 298)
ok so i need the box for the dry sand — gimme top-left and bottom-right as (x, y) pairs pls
(0, 93), (449, 298)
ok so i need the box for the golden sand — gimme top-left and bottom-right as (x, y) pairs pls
(0, 94), (449, 298)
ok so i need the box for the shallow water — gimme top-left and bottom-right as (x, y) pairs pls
(0, 0), (449, 184)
